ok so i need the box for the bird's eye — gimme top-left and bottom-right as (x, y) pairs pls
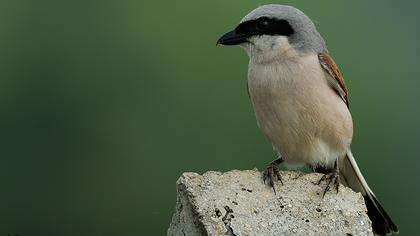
(256, 20), (269, 30)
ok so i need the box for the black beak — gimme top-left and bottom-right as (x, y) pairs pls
(217, 30), (248, 46)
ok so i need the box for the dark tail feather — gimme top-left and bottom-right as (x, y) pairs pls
(364, 194), (398, 235)
(340, 151), (398, 235)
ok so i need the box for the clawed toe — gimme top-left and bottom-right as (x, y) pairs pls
(263, 159), (283, 194)
(317, 171), (340, 198)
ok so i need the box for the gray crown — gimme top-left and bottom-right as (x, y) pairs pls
(242, 5), (327, 53)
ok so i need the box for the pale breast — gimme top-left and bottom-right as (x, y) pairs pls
(248, 54), (353, 167)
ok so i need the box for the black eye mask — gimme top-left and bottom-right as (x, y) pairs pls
(235, 17), (294, 37)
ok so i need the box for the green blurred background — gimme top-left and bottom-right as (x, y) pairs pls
(1, 0), (419, 235)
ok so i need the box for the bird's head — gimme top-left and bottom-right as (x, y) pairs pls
(217, 5), (327, 63)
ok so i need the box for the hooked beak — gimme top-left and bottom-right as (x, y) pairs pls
(217, 30), (248, 46)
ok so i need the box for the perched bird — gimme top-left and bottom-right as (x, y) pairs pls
(217, 4), (398, 235)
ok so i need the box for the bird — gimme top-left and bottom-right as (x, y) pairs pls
(217, 4), (398, 235)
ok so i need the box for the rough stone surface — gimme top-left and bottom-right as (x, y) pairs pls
(168, 169), (373, 236)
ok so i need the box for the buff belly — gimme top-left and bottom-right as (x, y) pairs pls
(248, 54), (353, 168)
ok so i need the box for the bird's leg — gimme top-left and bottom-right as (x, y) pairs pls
(314, 159), (340, 198)
(263, 157), (284, 194)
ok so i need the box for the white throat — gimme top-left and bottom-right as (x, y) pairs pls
(241, 35), (299, 64)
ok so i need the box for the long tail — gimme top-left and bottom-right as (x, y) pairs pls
(339, 150), (398, 235)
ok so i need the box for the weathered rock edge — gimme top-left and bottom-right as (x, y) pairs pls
(168, 169), (373, 236)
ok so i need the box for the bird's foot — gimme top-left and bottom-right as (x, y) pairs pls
(263, 159), (283, 194)
(317, 169), (340, 198)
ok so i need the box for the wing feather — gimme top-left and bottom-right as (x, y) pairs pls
(318, 53), (349, 107)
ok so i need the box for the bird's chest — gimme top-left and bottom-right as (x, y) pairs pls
(247, 57), (329, 160)
(247, 60), (318, 118)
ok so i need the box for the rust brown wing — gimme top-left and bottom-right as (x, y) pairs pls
(318, 53), (349, 108)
